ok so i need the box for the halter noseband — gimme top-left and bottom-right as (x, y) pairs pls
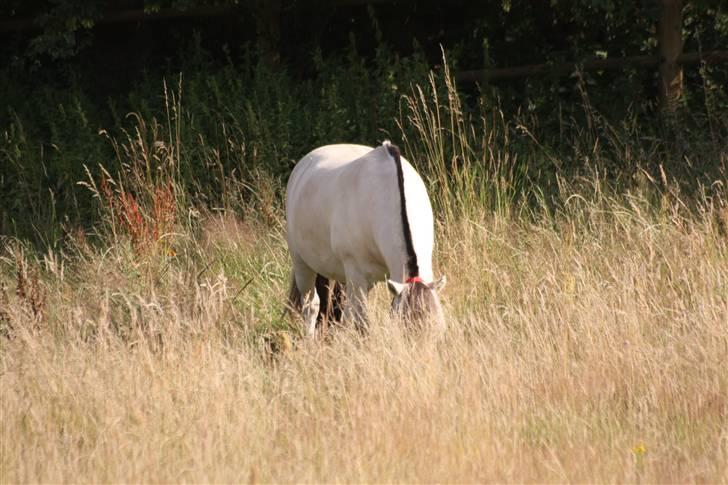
(406, 276), (423, 284)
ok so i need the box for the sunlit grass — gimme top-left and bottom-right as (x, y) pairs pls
(1, 63), (727, 482)
(2, 182), (727, 482)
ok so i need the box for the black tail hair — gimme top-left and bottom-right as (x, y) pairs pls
(384, 141), (419, 278)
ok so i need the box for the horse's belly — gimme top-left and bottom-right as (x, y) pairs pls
(298, 244), (347, 282)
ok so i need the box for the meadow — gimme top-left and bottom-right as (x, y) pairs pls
(1, 65), (727, 482)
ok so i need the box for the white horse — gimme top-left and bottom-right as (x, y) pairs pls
(286, 141), (446, 336)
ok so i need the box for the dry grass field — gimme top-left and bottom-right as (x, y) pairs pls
(2, 189), (727, 482)
(2, 68), (727, 482)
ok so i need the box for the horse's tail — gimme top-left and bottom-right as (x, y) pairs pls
(383, 140), (419, 279)
(287, 273), (344, 330)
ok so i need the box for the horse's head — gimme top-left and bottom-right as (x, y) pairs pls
(387, 276), (446, 330)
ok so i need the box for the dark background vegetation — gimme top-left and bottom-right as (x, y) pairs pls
(1, 0), (727, 246)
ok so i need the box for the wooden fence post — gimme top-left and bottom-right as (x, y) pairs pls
(657, 0), (684, 111)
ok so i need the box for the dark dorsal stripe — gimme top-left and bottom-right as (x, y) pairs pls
(385, 142), (419, 278)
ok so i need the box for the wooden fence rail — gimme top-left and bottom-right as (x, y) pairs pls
(455, 50), (728, 83)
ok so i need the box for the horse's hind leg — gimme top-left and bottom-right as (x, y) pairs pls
(315, 275), (345, 331)
(292, 256), (319, 338)
(315, 274), (331, 332)
(343, 265), (370, 332)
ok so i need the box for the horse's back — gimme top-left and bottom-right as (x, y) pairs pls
(294, 144), (373, 172)
(287, 144), (371, 207)
(286, 143), (374, 218)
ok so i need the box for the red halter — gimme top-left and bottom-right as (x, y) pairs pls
(406, 276), (423, 284)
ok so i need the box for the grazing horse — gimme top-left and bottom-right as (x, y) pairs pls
(286, 141), (446, 336)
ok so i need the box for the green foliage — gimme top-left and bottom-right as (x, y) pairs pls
(26, 0), (101, 61)
(0, 38), (437, 244)
(1, 1), (727, 246)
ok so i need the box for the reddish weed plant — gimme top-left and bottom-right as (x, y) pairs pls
(99, 174), (177, 254)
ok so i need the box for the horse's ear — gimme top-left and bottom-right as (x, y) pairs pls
(387, 279), (405, 295)
(429, 275), (446, 291)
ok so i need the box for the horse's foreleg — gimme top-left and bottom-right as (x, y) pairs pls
(293, 258), (319, 338)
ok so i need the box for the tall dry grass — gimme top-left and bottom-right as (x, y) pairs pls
(2, 64), (727, 482)
(1, 189), (727, 482)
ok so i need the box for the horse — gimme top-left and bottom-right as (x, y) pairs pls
(285, 141), (446, 337)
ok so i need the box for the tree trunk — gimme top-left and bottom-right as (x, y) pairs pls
(255, 0), (281, 69)
(657, 0), (684, 111)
